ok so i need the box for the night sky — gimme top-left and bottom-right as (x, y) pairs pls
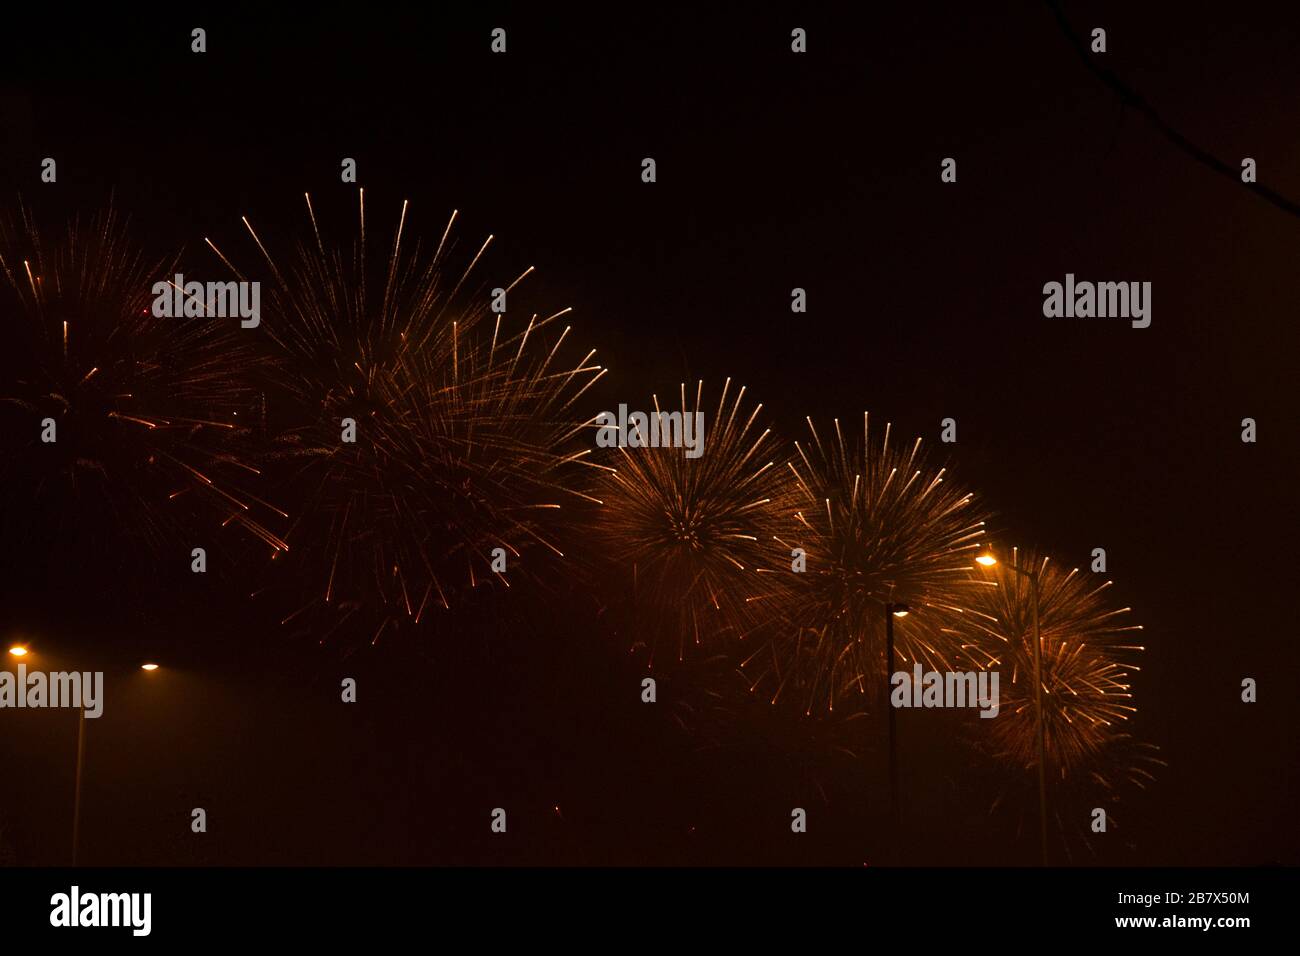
(0, 4), (1296, 867)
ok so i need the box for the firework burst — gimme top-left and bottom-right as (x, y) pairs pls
(0, 205), (283, 594)
(210, 192), (605, 649)
(742, 412), (990, 716)
(964, 548), (1164, 857)
(964, 548), (1161, 778)
(589, 379), (796, 667)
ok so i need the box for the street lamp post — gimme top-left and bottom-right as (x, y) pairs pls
(884, 602), (910, 831)
(6, 647), (161, 866)
(71, 662), (161, 866)
(977, 550), (1049, 866)
(72, 707), (86, 866)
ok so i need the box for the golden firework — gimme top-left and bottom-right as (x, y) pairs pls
(210, 192), (604, 648)
(0, 205), (284, 575)
(590, 379), (796, 667)
(743, 412), (990, 715)
(965, 548), (1157, 781)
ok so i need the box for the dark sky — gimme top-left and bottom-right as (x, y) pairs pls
(0, 4), (1296, 866)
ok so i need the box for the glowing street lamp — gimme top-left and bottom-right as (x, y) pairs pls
(73, 660), (163, 865)
(7, 646), (164, 863)
(884, 602), (911, 829)
(976, 547), (1049, 866)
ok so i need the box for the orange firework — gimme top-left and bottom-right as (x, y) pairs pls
(964, 548), (1161, 781)
(964, 547), (1164, 859)
(0, 205), (284, 589)
(589, 379), (796, 667)
(210, 192), (604, 649)
(743, 413), (991, 716)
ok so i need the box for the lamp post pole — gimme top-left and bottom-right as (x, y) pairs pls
(884, 602), (910, 831)
(6, 648), (161, 866)
(977, 551), (1048, 866)
(1028, 569), (1047, 867)
(70, 662), (161, 865)
(72, 707), (85, 866)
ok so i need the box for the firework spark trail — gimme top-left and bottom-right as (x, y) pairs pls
(589, 379), (798, 668)
(960, 547), (1164, 859)
(963, 548), (1159, 777)
(0, 205), (285, 577)
(218, 194), (604, 648)
(742, 411), (991, 716)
